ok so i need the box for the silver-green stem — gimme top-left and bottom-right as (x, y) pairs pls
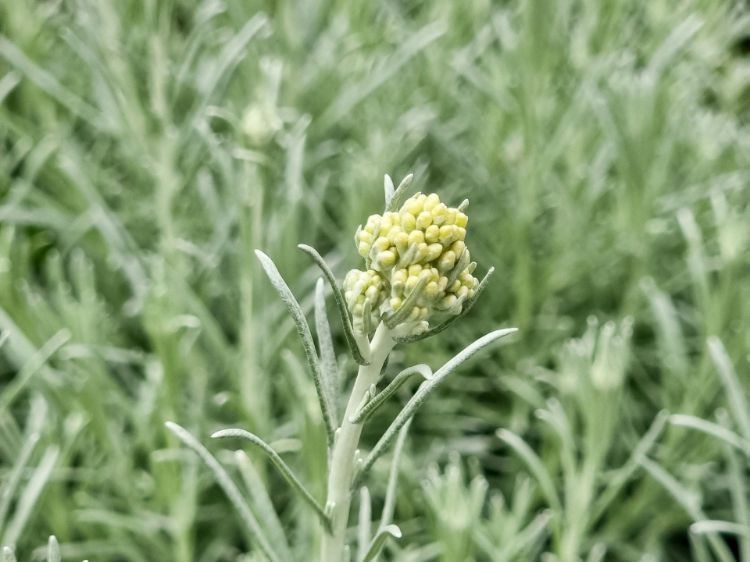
(321, 322), (395, 561)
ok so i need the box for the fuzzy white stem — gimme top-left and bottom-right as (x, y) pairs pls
(321, 322), (395, 561)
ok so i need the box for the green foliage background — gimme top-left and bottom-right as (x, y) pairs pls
(1, 0), (749, 560)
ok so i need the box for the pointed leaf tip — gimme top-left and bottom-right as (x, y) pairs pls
(297, 243), (370, 365)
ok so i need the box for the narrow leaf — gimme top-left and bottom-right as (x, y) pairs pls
(0, 430), (39, 532)
(497, 429), (561, 512)
(297, 244), (369, 365)
(484, 510), (551, 560)
(380, 419), (412, 529)
(0, 329), (70, 412)
(691, 521), (750, 539)
(586, 544), (608, 562)
(396, 267), (495, 343)
(670, 414), (750, 454)
(359, 328), (516, 480)
(383, 175), (395, 208)
(640, 456), (734, 562)
(361, 525), (402, 562)
(184, 14), (268, 138)
(0, 36), (100, 126)
(255, 250), (336, 443)
(724, 430), (750, 560)
(591, 410), (669, 522)
(315, 278), (339, 423)
(234, 451), (292, 561)
(689, 533), (712, 562)
(164, 422), (281, 562)
(0, 71), (20, 105)
(350, 365), (432, 424)
(212, 428), (331, 530)
(708, 337), (750, 440)
(317, 21), (445, 128)
(2, 446), (59, 547)
(47, 536), (60, 562)
(384, 174), (414, 212)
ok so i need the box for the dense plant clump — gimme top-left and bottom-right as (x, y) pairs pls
(0, 0), (748, 561)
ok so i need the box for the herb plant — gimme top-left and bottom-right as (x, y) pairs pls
(167, 174), (516, 561)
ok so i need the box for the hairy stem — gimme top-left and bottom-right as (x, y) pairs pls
(321, 322), (395, 561)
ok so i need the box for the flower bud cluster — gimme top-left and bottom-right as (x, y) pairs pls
(346, 192), (479, 334)
(343, 269), (386, 334)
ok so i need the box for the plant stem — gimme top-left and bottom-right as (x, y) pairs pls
(321, 322), (395, 561)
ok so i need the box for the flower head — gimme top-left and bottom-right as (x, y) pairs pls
(346, 191), (479, 336)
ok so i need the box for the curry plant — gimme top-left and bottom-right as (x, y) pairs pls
(166, 173), (516, 562)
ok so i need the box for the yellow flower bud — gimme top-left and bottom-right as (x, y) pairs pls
(403, 198), (423, 216)
(373, 236), (390, 252)
(423, 193), (440, 211)
(400, 212), (416, 232)
(376, 250), (396, 269)
(416, 212), (432, 229)
(387, 224), (402, 237)
(390, 297), (403, 310)
(393, 232), (409, 253)
(358, 242), (371, 257)
(365, 214), (381, 231)
(431, 203), (448, 226)
(425, 243), (443, 262)
(391, 268), (407, 290)
(439, 225), (457, 245)
(408, 230), (425, 246)
(451, 240), (466, 256)
(424, 281), (440, 300)
(438, 250), (456, 272)
(455, 212), (468, 228)
(425, 224), (440, 244)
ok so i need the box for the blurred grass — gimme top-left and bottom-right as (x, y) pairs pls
(0, 0), (749, 560)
